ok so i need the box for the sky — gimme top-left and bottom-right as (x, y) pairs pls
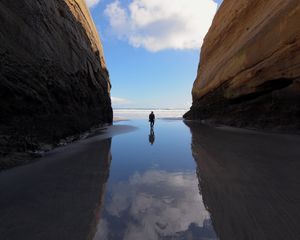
(87, 0), (223, 109)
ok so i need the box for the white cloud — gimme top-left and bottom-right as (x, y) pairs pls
(111, 96), (131, 105)
(104, 0), (218, 52)
(94, 170), (214, 239)
(93, 219), (109, 240)
(86, 0), (100, 8)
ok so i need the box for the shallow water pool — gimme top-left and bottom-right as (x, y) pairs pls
(94, 119), (218, 240)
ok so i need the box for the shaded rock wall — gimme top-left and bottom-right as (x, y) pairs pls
(185, 121), (300, 240)
(0, 0), (112, 154)
(185, 0), (300, 130)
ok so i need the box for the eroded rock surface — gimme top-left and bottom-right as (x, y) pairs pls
(0, 0), (112, 165)
(185, 0), (300, 130)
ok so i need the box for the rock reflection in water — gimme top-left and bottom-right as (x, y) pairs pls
(0, 138), (112, 240)
(185, 121), (300, 240)
(94, 170), (218, 240)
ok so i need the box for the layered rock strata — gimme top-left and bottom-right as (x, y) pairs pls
(185, 0), (300, 130)
(0, 0), (112, 162)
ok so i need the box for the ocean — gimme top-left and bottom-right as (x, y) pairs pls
(113, 108), (188, 120)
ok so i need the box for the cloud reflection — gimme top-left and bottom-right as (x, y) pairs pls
(94, 170), (217, 240)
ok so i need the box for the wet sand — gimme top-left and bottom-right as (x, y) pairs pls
(0, 125), (135, 240)
(1, 120), (300, 240)
(185, 121), (300, 240)
(92, 120), (216, 240)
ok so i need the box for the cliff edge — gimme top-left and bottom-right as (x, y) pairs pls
(184, 0), (300, 130)
(0, 0), (112, 167)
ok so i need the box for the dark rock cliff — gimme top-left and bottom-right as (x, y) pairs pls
(184, 0), (300, 130)
(0, 0), (112, 163)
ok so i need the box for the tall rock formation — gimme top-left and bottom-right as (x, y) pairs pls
(0, 0), (112, 158)
(185, 0), (300, 130)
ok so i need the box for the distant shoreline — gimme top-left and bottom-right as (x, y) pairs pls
(113, 109), (188, 120)
(113, 108), (188, 110)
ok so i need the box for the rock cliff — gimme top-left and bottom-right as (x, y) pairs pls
(184, 0), (300, 130)
(0, 0), (112, 161)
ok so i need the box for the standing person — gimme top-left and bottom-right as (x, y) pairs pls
(149, 111), (155, 128)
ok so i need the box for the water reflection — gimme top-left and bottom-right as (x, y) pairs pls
(6, 118), (298, 240)
(94, 170), (217, 240)
(149, 127), (155, 145)
(185, 121), (300, 240)
(0, 138), (112, 240)
(91, 120), (219, 239)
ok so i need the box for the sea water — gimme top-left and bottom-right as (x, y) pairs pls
(113, 108), (188, 120)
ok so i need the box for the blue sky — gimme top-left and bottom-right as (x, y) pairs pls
(88, 0), (223, 109)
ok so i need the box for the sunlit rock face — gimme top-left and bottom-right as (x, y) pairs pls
(185, 0), (300, 130)
(0, 0), (112, 154)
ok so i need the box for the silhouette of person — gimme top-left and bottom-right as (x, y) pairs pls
(149, 127), (155, 145)
(149, 111), (155, 128)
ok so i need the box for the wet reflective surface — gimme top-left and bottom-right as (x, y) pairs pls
(186, 121), (300, 240)
(94, 120), (217, 240)
(1, 119), (300, 240)
(0, 137), (113, 240)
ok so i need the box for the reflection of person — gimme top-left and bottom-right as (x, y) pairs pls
(149, 111), (155, 127)
(149, 127), (155, 145)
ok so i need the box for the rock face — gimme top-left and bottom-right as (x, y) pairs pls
(185, 0), (300, 130)
(0, 0), (112, 157)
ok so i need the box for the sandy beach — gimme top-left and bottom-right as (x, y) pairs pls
(2, 0), (300, 239)
(0, 119), (299, 240)
(185, 121), (300, 240)
(0, 125), (136, 240)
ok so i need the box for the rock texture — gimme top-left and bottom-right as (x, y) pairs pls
(0, 0), (112, 160)
(184, 0), (300, 130)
